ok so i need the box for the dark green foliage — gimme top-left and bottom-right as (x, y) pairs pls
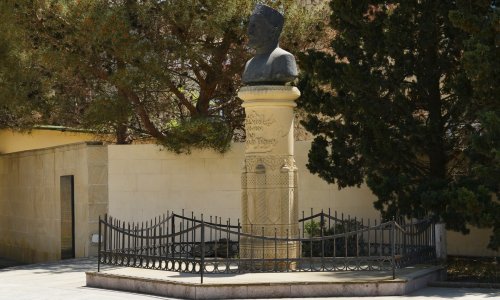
(0, 1), (47, 128)
(160, 117), (233, 153)
(302, 219), (362, 257)
(2, 0), (325, 150)
(447, 256), (499, 283)
(191, 238), (237, 258)
(298, 1), (499, 249)
(448, 1), (500, 249)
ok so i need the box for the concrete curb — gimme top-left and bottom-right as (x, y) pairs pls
(86, 266), (445, 299)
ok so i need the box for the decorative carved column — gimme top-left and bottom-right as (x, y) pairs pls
(238, 85), (300, 270)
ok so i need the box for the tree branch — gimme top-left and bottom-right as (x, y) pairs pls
(164, 79), (198, 116)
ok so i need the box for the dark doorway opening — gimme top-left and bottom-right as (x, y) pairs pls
(60, 175), (75, 259)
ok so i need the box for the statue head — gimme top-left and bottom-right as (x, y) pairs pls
(247, 4), (284, 54)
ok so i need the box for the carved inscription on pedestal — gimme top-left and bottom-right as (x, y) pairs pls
(245, 111), (277, 152)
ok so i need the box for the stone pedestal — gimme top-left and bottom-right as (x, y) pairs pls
(238, 86), (300, 270)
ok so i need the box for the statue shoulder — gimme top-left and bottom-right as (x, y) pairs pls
(276, 52), (296, 65)
(272, 48), (295, 60)
(272, 48), (298, 77)
(242, 48), (298, 84)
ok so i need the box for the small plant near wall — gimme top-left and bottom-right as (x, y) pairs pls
(447, 256), (499, 283)
(304, 220), (321, 238)
(302, 219), (364, 257)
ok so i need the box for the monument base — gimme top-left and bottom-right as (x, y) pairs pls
(238, 85), (301, 273)
(87, 265), (447, 299)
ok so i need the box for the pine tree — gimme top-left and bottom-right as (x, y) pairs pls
(298, 1), (500, 249)
(449, 0), (500, 249)
(0, 1), (47, 128)
(7, 0), (325, 150)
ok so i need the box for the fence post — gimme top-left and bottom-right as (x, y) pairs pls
(122, 221), (126, 265)
(286, 228), (290, 272)
(391, 218), (396, 279)
(98, 216), (101, 272)
(321, 210), (325, 264)
(434, 222), (447, 262)
(200, 216), (205, 284)
(171, 214), (176, 254)
(237, 219), (241, 272)
(103, 214), (108, 265)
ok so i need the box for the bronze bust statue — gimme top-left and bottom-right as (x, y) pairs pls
(242, 4), (298, 85)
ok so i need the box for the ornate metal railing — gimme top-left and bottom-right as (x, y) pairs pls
(98, 209), (436, 283)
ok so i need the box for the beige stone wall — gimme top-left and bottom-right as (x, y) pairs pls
(1, 140), (495, 262)
(0, 142), (108, 263)
(447, 227), (498, 257)
(108, 143), (246, 223)
(108, 142), (499, 257)
(108, 142), (380, 223)
(0, 128), (99, 154)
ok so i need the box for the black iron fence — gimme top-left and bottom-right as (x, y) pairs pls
(98, 209), (436, 283)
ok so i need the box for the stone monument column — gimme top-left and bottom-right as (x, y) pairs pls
(238, 4), (300, 270)
(238, 85), (300, 269)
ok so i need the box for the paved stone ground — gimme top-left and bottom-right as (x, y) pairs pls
(0, 258), (498, 300)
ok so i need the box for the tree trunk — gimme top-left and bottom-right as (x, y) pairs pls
(116, 124), (129, 144)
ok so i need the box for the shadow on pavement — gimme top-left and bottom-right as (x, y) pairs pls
(0, 257), (121, 274)
(408, 287), (500, 298)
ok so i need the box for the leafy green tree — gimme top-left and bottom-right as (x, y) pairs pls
(449, 0), (500, 249)
(11, 0), (324, 150)
(298, 1), (500, 249)
(0, 1), (48, 128)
